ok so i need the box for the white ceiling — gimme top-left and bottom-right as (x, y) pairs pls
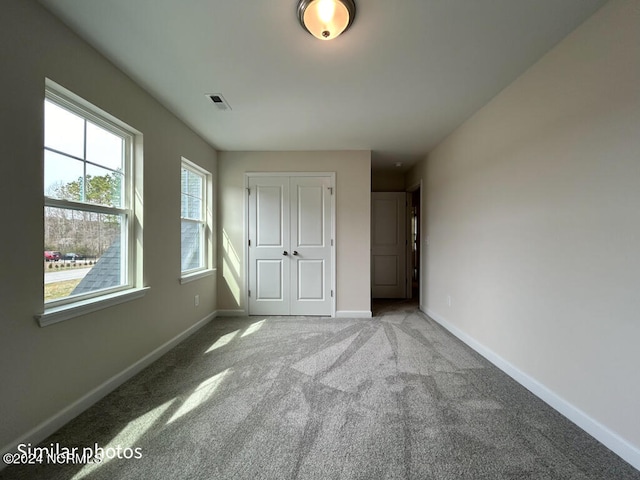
(38, 0), (606, 171)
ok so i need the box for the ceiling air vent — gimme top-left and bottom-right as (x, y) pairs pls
(207, 93), (231, 111)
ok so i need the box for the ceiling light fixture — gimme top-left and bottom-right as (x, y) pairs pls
(297, 0), (356, 41)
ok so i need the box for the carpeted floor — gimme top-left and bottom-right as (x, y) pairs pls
(3, 300), (639, 479)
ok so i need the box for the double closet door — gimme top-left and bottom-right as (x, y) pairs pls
(248, 175), (333, 316)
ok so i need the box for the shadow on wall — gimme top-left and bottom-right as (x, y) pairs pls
(221, 229), (241, 308)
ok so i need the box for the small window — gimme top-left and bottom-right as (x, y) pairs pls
(181, 159), (211, 276)
(44, 85), (136, 307)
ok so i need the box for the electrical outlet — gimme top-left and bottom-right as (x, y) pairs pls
(194, 294), (200, 307)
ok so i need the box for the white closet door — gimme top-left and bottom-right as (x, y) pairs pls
(248, 175), (333, 316)
(248, 176), (290, 315)
(290, 176), (332, 315)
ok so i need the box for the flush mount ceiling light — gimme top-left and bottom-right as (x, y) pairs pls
(297, 0), (356, 41)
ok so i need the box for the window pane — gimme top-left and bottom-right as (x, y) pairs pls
(86, 121), (123, 171)
(180, 194), (202, 221)
(181, 161), (209, 275)
(181, 220), (202, 271)
(188, 194), (202, 220)
(186, 170), (202, 199)
(181, 168), (188, 194)
(180, 169), (203, 220)
(44, 100), (85, 158)
(44, 207), (125, 302)
(44, 150), (84, 200)
(86, 164), (123, 208)
(181, 193), (189, 218)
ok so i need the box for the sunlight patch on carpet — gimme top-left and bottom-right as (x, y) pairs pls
(241, 319), (266, 338)
(167, 369), (230, 424)
(205, 330), (240, 353)
(71, 399), (175, 479)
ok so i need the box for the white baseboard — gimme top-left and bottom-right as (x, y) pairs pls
(217, 309), (373, 319)
(423, 307), (640, 471)
(336, 310), (372, 318)
(217, 309), (374, 319)
(215, 309), (247, 317)
(0, 311), (216, 465)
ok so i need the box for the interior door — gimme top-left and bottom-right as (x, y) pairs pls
(371, 192), (407, 298)
(248, 176), (290, 315)
(290, 177), (332, 315)
(248, 175), (333, 316)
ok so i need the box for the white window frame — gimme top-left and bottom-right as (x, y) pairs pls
(37, 80), (146, 326)
(180, 158), (213, 283)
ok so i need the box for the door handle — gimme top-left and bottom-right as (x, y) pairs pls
(293, 251), (298, 256)
(283, 251), (288, 256)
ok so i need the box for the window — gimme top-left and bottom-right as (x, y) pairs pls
(181, 159), (211, 278)
(43, 83), (140, 316)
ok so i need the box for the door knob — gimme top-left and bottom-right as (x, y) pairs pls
(283, 251), (288, 256)
(293, 251), (298, 256)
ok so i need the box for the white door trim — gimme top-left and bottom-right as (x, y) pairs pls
(245, 172), (336, 316)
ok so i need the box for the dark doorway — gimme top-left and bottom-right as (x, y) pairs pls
(409, 186), (420, 300)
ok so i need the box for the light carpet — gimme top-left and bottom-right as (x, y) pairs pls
(3, 300), (638, 479)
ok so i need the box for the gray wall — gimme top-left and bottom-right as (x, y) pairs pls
(0, 0), (217, 450)
(407, 0), (640, 459)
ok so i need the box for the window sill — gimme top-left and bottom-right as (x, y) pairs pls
(36, 287), (150, 327)
(180, 268), (216, 285)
